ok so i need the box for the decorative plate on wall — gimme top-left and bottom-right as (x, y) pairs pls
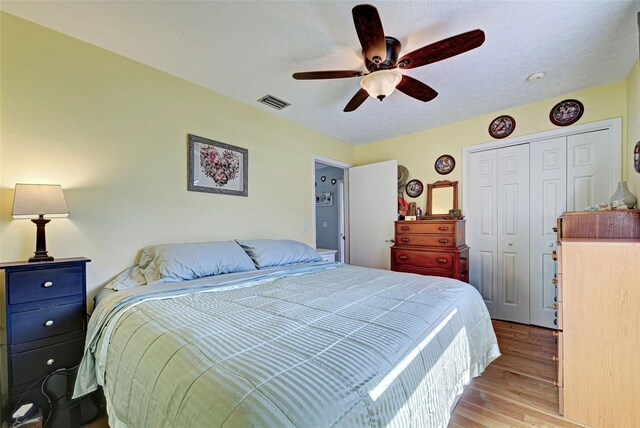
(405, 179), (424, 198)
(549, 99), (584, 126)
(488, 115), (516, 139)
(634, 141), (640, 174)
(434, 154), (456, 175)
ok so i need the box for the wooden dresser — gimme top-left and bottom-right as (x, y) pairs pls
(553, 210), (640, 426)
(391, 220), (469, 281)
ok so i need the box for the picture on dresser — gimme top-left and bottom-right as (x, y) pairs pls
(187, 134), (248, 196)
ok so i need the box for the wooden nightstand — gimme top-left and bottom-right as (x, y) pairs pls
(1, 257), (90, 418)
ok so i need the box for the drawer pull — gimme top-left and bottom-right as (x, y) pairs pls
(551, 251), (558, 261)
(400, 226), (410, 231)
(399, 256), (408, 261)
(46, 359), (55, 366)
(437, 258), (447, 264)
(400, 238), (410, 243)
(552, 331), (559, 337)
(552, 304), (558, 310)
(44, 320), (54, 327)
(552, 278), (558, 285)
(43, 281), (53, 288)
(552, 356), (559, 362)
(438, 239), (449, 244)
(438, 227), (449, 231)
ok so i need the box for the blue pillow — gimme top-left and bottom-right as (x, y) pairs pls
(236, 239), (322, 269)
(139, 241), (256, 283)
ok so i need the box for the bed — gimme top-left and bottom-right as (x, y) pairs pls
(74, 241), (499, 428)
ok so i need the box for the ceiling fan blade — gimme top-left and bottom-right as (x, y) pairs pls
(396, 75), (438, 102)
(352, 4), (387, 64)
(344, 88), (369, 112)
(292, 70), (365, 80)
(397, 29), (485, 70)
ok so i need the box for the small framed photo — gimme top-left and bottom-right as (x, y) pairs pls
(549, 99), (584, 126)
(316, 192), (333, 206)
(488, 115), (516, 139)
(188, 134), (248, 196)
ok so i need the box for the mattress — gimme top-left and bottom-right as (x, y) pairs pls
(75, 263), (499, 427)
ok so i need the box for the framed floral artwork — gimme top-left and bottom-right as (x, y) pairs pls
(488, 115), (516, 139)
(434, 154), (456, 175)
(187, 134), (248, 196)
(549, 99), (584, 126)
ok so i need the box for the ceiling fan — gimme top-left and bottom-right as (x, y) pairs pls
(292, 4), (485, 112)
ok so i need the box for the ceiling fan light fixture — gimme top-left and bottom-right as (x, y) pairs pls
(360, 70), (402, 101)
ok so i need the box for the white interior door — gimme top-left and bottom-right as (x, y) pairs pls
(348, 160), (397, 269)
(468, 150), (499, 317)
(530, 137), (566, 328)
(497, 144), (530, 324)
(567, 129), (615, 211)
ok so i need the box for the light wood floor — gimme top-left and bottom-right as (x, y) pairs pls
(86, 320), (583, 428)
(449, 320), (584, 428)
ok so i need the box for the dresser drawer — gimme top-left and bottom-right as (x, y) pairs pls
(395, 222), (454, 235)
(395, 235), (456, 247)
(393, 250), (456, 271)
(12, 338), (84, 386)
(10, 302), (84, 345)
(8, 266), (83, 304)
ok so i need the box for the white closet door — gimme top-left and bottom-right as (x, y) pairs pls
(468, 150), (498, 317)
(530, 137), (566, 328)
(497, 144), (530, 324)
(567, 129), (615, 211)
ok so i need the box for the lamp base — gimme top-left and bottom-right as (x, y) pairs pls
(29, 216), (54, 263)
(29, 254), (55, 263)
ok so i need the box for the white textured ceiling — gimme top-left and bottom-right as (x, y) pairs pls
(2, 1), (639, 145)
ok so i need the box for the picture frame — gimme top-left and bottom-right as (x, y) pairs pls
(549, 99), (584, 126)
(488, 115), (516, 139)
(405, 179), (424, 198)
(434, 154), (456, 175)
(316, 192), (333, 206)
(187, 134), (248, 196)
(634, 141), (640, 174)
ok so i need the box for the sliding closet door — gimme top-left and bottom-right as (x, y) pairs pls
(468, 150), (499, 317)
(567, 129), (614, 211)
(530, 137), (566, 328)
(496, 144), (530, 324)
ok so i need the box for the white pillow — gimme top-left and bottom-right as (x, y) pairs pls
(139, 241), (256, 283)
(236, 239), (322, 269)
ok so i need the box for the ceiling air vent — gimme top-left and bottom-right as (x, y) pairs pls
(257, 94), (290, 110)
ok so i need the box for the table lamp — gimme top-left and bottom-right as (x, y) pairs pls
(12, 184), (69, 262)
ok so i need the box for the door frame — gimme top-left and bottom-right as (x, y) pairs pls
(312, 155), (352, 263)
(462, 117), (622, 216)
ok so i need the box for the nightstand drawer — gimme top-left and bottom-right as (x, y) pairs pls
(10, 302), (84, 344)
(12, 338), (84, 386)
(8, 266), (83, 304)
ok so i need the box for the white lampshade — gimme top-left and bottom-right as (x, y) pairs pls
(12, 184), (69, 219)
(360, 70), (402, 101)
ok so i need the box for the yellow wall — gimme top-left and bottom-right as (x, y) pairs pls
(627, 60), (640, 198)
(355, 81), (628, 212)
(0, 13), (355, 300)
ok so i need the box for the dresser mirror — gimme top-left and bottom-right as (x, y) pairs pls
(426, 180), (459, 217)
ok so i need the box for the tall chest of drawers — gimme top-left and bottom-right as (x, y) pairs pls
(391, 220), (469, 281)
(1, 257), (90, 416)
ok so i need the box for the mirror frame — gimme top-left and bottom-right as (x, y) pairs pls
(426, 180), (459, 217)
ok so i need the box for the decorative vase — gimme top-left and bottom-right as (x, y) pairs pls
(609, 181), (637, 209)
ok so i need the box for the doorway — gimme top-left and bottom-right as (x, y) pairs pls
(313, 156), (350, 263)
